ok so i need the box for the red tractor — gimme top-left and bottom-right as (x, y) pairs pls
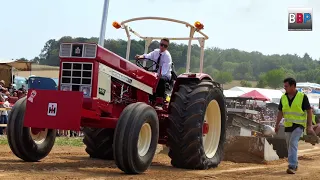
(7, 17), (227, 174)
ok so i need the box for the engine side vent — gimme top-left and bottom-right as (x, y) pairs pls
(83, 44), (97, 58)
(59, 44), (72, 57)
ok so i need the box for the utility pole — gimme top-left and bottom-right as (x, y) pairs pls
(98, 0), (110, 47)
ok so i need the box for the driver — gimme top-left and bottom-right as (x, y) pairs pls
(135, 38), (172, 99)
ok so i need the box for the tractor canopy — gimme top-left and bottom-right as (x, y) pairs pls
(112, 17), (209, 74)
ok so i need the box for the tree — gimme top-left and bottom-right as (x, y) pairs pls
(240, 80), (252, 87)
(264, 69), (286, 89)
(233, 62), (253, 80)
(214, 71), (233, 85)
(256, 73), (268, 88)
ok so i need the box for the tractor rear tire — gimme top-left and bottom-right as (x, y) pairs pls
(7, 97), (56, 162)
(113, 102), (159, 174)
(83, 127), (114, 160)
(167, 79), (226, 169)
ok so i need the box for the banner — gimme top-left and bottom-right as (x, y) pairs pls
(297, 87), (320, 94)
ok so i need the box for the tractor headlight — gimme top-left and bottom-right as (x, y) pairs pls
(60, 84), (71, 91)
(80, 85), (91, 97)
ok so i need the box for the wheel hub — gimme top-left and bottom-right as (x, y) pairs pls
(30, 128), (48, 144)
(31, 128), (45, 135)
(203, 122), (209, 135)
(137, 123), (152, 157)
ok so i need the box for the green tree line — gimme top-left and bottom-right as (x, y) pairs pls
(19, 36), (320, 89)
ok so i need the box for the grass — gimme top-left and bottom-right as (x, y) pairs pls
(0, 136), (84, 146)
(0, 136), (7, 145)
(55, 137), (84, 146)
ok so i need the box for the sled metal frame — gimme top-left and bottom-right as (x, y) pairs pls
(115, 17), (209, 73)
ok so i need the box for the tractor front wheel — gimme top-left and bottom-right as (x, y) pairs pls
(113, 102), (159, 174)
(7, 97), (56, 162)
(167, 79), (227, 169)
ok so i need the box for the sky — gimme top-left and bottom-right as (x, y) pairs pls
(0, 0), (319, 60)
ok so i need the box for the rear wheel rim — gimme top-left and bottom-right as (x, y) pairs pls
(137, 123), (152, 157)
(29, 128), (48, 144)
(203, 100), (221, 158)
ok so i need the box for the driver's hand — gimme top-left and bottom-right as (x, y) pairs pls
(135, 55), (141, 60)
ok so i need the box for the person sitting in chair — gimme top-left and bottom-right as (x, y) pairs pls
(135, 38), (172, 99)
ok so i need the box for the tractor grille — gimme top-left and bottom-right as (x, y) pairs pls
(59, 43), (97, 58)
(60, 62), (93, 96)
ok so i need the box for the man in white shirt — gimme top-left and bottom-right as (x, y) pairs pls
(135, 38), (172, 98)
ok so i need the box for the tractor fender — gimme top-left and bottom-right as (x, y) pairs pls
(172, 73), (216, 95)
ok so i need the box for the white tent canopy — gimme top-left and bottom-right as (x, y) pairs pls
(306, 93), (320, 106)
(0, 59), (32, 87)
(0, 59), (32, 71)
(223, 90), (244, 97)
(225, 86), (283, 103)
(225, 86), (320, 106)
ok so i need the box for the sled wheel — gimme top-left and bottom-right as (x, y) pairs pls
(167, 79), (227, 169)
(7, 97), (56, 162)
(83, 127), (114, 160)
(113, 102), (159, 174)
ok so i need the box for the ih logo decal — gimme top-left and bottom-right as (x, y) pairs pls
(47, 103), (57, 116)
(75, 47), (81, 54)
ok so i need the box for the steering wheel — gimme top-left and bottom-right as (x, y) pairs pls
(136, 58), (159, 72)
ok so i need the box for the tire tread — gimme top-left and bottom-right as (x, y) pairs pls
(83, 127), (114, 160)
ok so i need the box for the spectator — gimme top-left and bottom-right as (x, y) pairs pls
(7, 84), (16, 95)
(18, 84), (26, 93)
(0, 80), (7, 92)
(0, 94), (9, 135)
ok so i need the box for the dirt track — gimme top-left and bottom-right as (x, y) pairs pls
(0, 141), (320, 180)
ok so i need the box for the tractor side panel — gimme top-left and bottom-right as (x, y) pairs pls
(98, 62), (154, 95)
(96, 46), (159, 93)
(24, 89), (84, 130)
(97, 63), (112, 102)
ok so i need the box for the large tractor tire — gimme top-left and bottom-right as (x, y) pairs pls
(167, 79), (227, 169)
(113, 102), (159, 174)
(7, 97), (56, 162)
(83, 127), (114, 160)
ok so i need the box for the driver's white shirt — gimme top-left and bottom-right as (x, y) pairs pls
(143, 49), (172, 80)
